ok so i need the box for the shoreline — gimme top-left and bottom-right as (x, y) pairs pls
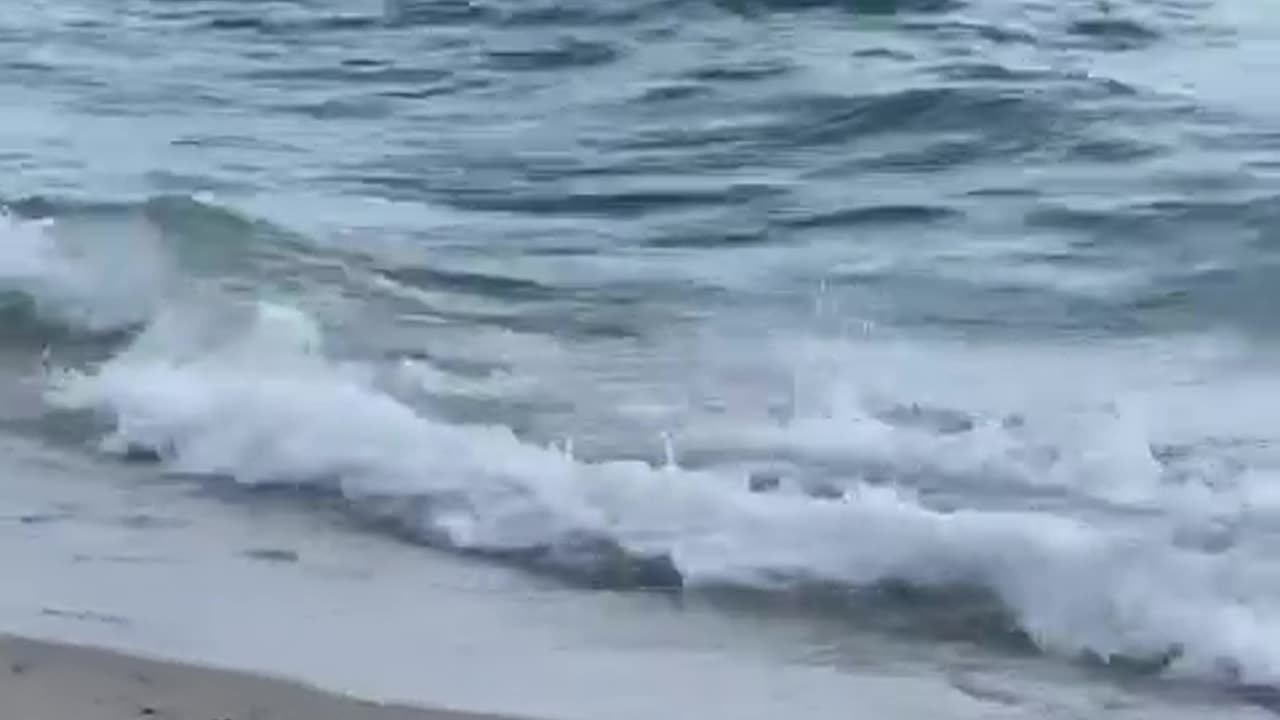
(0, 633), (526, 720)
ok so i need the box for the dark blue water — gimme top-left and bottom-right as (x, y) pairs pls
(5, 0), (1280, 715)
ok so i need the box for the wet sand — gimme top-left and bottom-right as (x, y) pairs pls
(0, 634), (523, 720)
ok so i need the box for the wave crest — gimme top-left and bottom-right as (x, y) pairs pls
(42, 299), (1280, 688)
(0, 207), (170, 336)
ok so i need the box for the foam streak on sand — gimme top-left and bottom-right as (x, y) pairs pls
(0, 634), (516, 720)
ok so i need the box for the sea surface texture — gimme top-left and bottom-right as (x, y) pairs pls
(4, 1), (1280, 718)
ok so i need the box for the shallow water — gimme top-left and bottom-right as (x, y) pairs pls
(4, 0), (1280, 716)
(4, 434), (1273, 720)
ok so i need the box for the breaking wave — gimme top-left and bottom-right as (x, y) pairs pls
(0, 209), (168, 336)
(37, 289), (1280, 690)
(10, 195), (1280, 694)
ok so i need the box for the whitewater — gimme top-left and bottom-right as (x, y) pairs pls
(4, 201), (1280, 717)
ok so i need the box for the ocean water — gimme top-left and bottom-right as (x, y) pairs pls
(4, 0), (1280, 717)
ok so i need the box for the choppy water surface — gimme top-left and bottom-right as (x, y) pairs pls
(5, 0), (1280, 716)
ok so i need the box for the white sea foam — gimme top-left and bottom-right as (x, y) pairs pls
(40, 297), (1280, 687)
(0, 209), (169, 332)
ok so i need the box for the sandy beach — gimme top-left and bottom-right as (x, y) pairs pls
(0, 634), (519, 720)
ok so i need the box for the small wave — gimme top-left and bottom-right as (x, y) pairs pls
(930, 62), (1054, 83)
(0, 209), (168, 336)
(714, 0), (961, 17)
(204, 15), (381, 33)
(385, 0), (680, 28)
(774, 87), (1056, 155)
(1066, 16), (1161, 51)
(42, 300), (1280, 691)
(483, 38), (622, 72)
(643, 227), (772, 250)
(430, 184), (766, 218)
(0, 298), (134, 349)
(781, 204), (962, 229)
(239, 64), (452, 88)
(378, 266), (559, 302)
(683, 59), (794, 84)
(0, 195), (320, 347)
(384, 0), (493, 27)
(5, 193), (267, 251)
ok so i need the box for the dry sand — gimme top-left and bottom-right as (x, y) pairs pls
(0, 634), (521, 720)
